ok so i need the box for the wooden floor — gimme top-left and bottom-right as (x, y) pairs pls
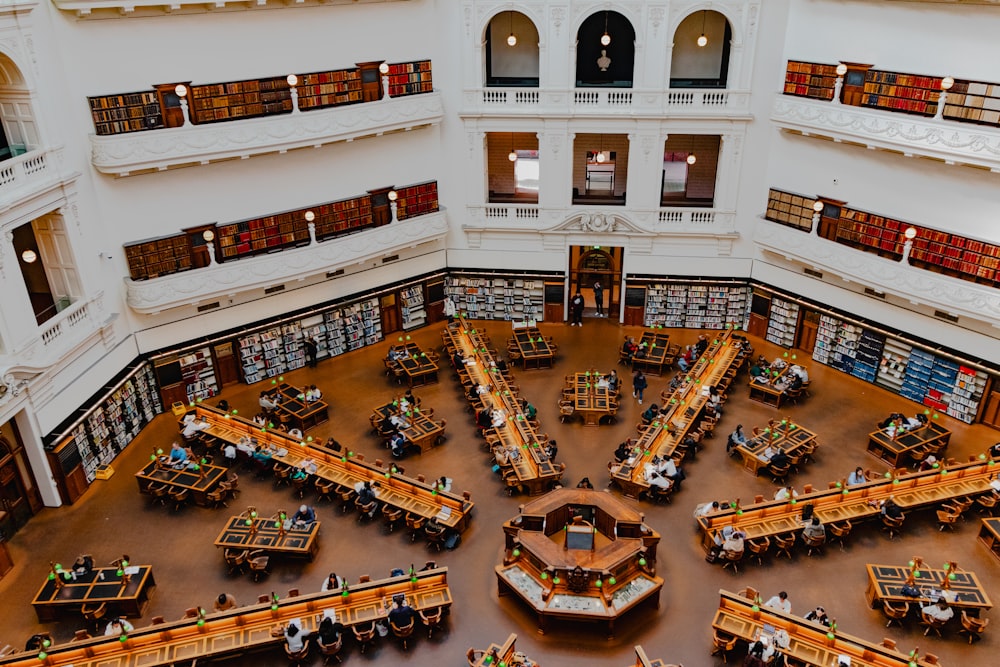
(2, 314), (998, 666)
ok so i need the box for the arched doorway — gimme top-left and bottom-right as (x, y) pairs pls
(575, 11), (636, 88)
(485, 11), (540, 87)
(569, 246), (624, 318)
(669, 10), (732, 88)
(0, 419), (42, 538)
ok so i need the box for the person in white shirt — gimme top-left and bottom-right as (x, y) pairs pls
(774, 486), (798, 501)
(105, 618), (134, 636)
(181, 416), (210, 440)
(288, 427), (303, 439)
(491, 409), (507, 428)
(284, 621), (305, 652)
(847, 467), (867, 486)
(921, 599), (954, 622)
(321, 572), (345, 591)
(765, 591), (791, 614)
(693, 501), (722, 519)
(721, 530), (744, 555)
(259, 392), (278, 411)
(390, 413), (410, 429)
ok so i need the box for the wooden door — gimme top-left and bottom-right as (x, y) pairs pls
(981, 388), (1000, 430)
(746, 313), (768, 338)
(213, 342), (240, 387)
(0, 445), (32, 533)
(381, 294), (401, 335)
(797, 310), (820, 354)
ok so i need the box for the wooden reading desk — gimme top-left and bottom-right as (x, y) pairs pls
(611, 331), (742, 498)
(747, 374), (789, 408)
(32, 565), (155, 622)
(371, 400), (445, 453)
(698, 459), (996, 551)
(713, 589), (937, 667)
(190, 406), (473, 532)
(446, 319), (562, 494)
(565, 372), (615, 426)
(512, 326), (555, 370)
(866, 421), (951, 468)
(214, 514), (321, 560)
(135, 459), (227, 507)
(865, 563), (991, 613)
(389, 342), (439, 387)
(9, 568), (451, 667)
(734, 421), (817, 476)
(264, 383), (329, 432)
(630, 330), (675, 376)
(978, 517), (1000, 563)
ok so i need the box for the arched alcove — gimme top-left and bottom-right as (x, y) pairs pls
(485, 11), (540, 87)
(0, 51), (38, 159)
(670, 10), (732, 88)
(576, 11), (635, 88)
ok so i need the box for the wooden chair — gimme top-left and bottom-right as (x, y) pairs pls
(881, 513), (905, 540)
(405, 512), (428, 542)
(355, 497), (378, 522)
(419, 606), (445, 639)
(382, 505), (404, 533)
(943, 496), (974, 520)
(802, 533), (826, 556)
(936, 508), (961, 531)
(318, 632), (343, 664)
(768, 463), (791, 485)
(151, 616), (165, 625)
(975, 492), (998, 515)
(315, 479), (335, 504)
(883, 600), (910, 627)
(337, 486), (357, 514)
(273, 463), (292, 488)
(224, 548), (249, 575)
(247, 550), (270, 582)
(784, 387), (803, 404)
(737, 587), (759, 601)
(291, 474), (309, 499)
(920, 609), (948, 637)
(284, 638), (310, 667)
(225, 471), (240, 495)
(710, 631), (738, 663)
(169, 487), (190, 512)
(829, 520), (852, 551)
(467, 648), (485, 666)
(425, 522), (448, 551)
(206, 486), (230, 509)
(558, 399), (575, 423)
(924, 654), (941, 666)
(747, 537), (770, 565)
(960, 609), (988, 643)
(648, 483), (673, 505)
(352, 620), (378, 654)
(721, 549), (744, 574)
(390, 616), (416, 650)
(774, 533), (795, 560)
(73, 630), (92, 641)
(880, 638), (896, 650)
(149, 483), (170, 507)
(81, 602), (107, 633)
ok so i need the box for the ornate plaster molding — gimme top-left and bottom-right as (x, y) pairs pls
(53, 0), (412, 19)
(754, 221), (1000, 324)
(91, 92), (444, 177)
(772, 94), (1000, 172)
(125, 211), (449, 313)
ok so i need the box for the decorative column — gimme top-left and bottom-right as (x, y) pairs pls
(175, 85), (190, 127)
(305, 211), (317, 245)
(833, 64), (847, 105)
(900, 227), (917, 264)
(935, 77), (954, 120)
(287, 74), (300, 114)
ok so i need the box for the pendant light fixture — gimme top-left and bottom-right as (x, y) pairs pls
(601, 11), (611, 46)
(697, 10), (708, 47)
(507, 11), (517, 47)
(21, 249), (37, 263)
(686, 135), (697, 165)
(508, 133), (518, 162)
(596, 135), (606, 163)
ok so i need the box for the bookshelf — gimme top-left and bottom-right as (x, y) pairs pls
(400, 286), (426, 330)
(852, 329), (885, 383)
(876, 338), (912, 393)
(643, 282), (748, 329)
(88, 90), (163, 136)
(386, 60), (433, 97)
(764, 188), (817, 232)
(124, 234), (192, 280)
(765, 296), (799, 348)
(394, 181), (439, 221)
(941, 80), (1000, 126)
(189, 76), (291, 124)
(216, 210), (310, 260)
(782, 61), (838, 101)
(949, 366), (989, 424)
(299, 315), (329, 361)
(862, 70), (946, 117)
(324, 310), (347, 357)
(178, 346), (218, 403)
(297, 67), (363, 110)
(238, 333), (265, 384)
(361, 298), (382, 346)
(835, 208), (905, 259)
(901, 348), (934, 405)
(445, 275), (546, 322)
(282, 322), (305, 371)
(311, 195), (375, 241)
(259, 327), (285, 378)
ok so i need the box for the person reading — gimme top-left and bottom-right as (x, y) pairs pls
(292, 504), (316, 527)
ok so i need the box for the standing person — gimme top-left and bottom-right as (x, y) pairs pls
(632, 370), (648, 405)
(443, 296), (457, 322)
(570, 290), (585, 326)
(303, 336), (318, 368)
(593, 280), (604, 316)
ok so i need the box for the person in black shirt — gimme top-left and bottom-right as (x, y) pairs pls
(882, 496), (904, 519)
(769, 447), (790, 469)
(614, 441), (632, 463)
(304, 337), (318, 368)
(317, 616), (344, 648)
(694, 334), (709, 356)
(388, 600), (417, 629)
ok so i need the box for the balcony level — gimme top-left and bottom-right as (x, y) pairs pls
(90, 92), (444, 177)
(771, 94), (1000, 173)
(462, 88), (752, 120)
(753, 220), (1000, 329)
(125, 210), (448, 314)
(0, 147), (78, 213)
(52, 0), (411, 19)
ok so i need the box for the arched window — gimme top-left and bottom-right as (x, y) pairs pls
(576, 11), (635, 88)
(670, 10), (732, 88)
(0, 52), (40, 160)
(485, 11), (540, 87)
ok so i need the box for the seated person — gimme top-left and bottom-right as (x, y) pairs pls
(475, 410), (492, 430)
(214, 593), (238, 612)
(283, 621), (305, 652)
(721, 529), (745, 556)
(305, 385), (322, 402)
(259, 392), (278, 411)
(603, 370), (620, 393)
(72, 554), (94, 575)
(677, 346), (695, 371)
(168, 442), (189, 466)
(389, 412), (410, 429)
(847, 466), (867, 487)
(613, 441), (632, 463)
(324, 437), (342, 453)
(388, 597), (417, 628)
(216, 399), (230, 412)
(881, 496), (904, 519)
(707, 386), (724, 414)
(292, 504), (316, 527)
(668, 373), (684, 392)
(726, 424), (747, 453)
(544, 440), (558, 461)
(436, 476), (452, 493)
(401, 389), (417, 408)
(622, 337), (638, 361)
(786, 373), (804, 392)
(771, 357), (788, 370)
(491, 409), (507, 428)
(355, 480), (380, 504)
(878, 412), (907, 429)
(804, 606), (830, 626)
(694, 334), (709, 357)
(287, 427), (304, 439)
(576, 477), (594, 489)
(105, 617), (134, 636)
(801, 517), (825, 540)
(321, 572), (345, 591)
(389, 431), (407, 458)
(921, 599), (954, 622)
(693, 500), (724, 519)
(918, 454), (939, 471)
(387, 345), (406, 361)
(236, 435), (255, 455)
(451, 351), (465, 369)
(251, 446), (273, 469)
(790, 364), (809, 383)
(317, 615), (345, 649)
(749, 362), (764, 378)
(522, 401), (538, 420)
(252, 413), (266, 426)
(774, 486), (797, 501)
(634, 345), (648, 360)
(181, 416), (211, 440)
(765, 591), (791, 614)
(758, 444), (777, 463)
(988, 442), (1000, 460)
(641, 403), (660, 423)
(768, 447), (790, 469)
(646, 471), (672, 491)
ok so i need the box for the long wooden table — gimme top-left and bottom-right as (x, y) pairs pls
(371, 400), (445, 453)
(713, 589), (937, 667)
(390, 342), (439, 386)
(611, 330), (742, 498)
(697, 459), (996, 551)
(630, 330), (675, 376)
(864, 563), (992, 613)
(135, 459), (227, 506)
(866, 421), (951, 468)
(446, 319), (562, 495)
(189, 406), (473, 531)
(8, 568), (451, 667)
(32, 565), (156, 622)
(512, 326), (555, 370)
(747, 377), (787, 408)
(213, 514), (321, 560)
(566, 372), (614, 426)
(978, 517), (1000, 563)
(734, 422), (817, 476)
(267, 383), (329, 432)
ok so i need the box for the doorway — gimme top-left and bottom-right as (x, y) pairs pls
(0, 419), (42, 538)
(569, 246), (624, 318)
(380, 294), (401, 335)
